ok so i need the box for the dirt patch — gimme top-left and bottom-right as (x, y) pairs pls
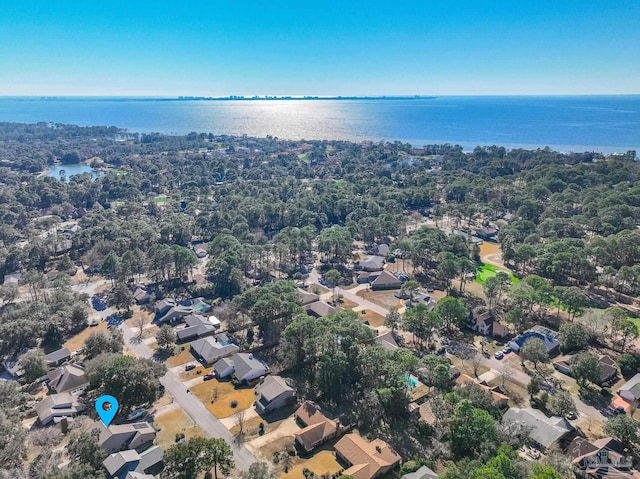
(359, 309), (386, 327)
(357, 290), (403, 310)
(155, 409), (205, 449)
(166, 348), (196, 367)
(190, 379), (256, 419)
(256, 436), (295, 461)
(280, 449), (342, 479)
(63, 321), (108, 352)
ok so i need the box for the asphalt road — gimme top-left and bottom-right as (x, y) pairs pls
(118, 313), (257, 470)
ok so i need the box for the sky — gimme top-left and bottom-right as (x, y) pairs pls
(0, 0), (639, 96)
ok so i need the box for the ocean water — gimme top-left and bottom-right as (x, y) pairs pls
(0, 96), (638, 153)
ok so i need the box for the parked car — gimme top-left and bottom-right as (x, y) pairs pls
(494, 351), (504, 360)
(185, 363), (196, 371)
(203, 372), (215, 381)
(566, 411), (578, 420)
(426, 287), (435, 292)
(502, 346), (512, 354)
(436, 347), (446, 355)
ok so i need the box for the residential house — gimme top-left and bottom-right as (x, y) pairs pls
(409, 402), (437, 428)
(213, 357), (235, 379)
(103, 445), (163, 479)
(36, 392), (86, 425)
(176, 314), (217, 342)
(475, 226), (499, 241)
(254, 375), (295, 414)
(297, 290), (320, 306)
(100, 422), (157, 454)
(367, 244), (390, 257)
(47, 364), (89, 393)
(357, 271), (381, 284)
(619, 373), (640, 403)
(455, 374), (509, 409)
(376, 332), (399, 351)
(334, 433), (401, 479)
(553, 355), (618, 386)
(213, 353), (269, 382)
(502, 407), (573, 451)
(509, 326), (560, 356)
(2, 355), (24, 378)
(304, 301), (344, 318)
(154, 298), (177, 316)
(125, 473), (154, 479)
(402, 465), (440, 479)
(294, 401), (344, 453)
(189, 334), (240, 365)
(2, 272), (21, 286)
(132, 287), (152, 305)
(569, 436), (636, 479)
(355, 256), (385, 272)
(370, 271), (402, 291)
(156, 305), (192, 324)
(45, 347), (72, 368)
(468, 310), (509, 338)
(193, 244), (208, 259)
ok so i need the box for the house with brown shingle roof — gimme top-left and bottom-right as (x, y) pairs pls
(304, 301), (343, 318)
(455, 374), (509, 409)
(293, 401), (345, 453)
(370, 271), (401, 291)
(334, 433), (401, 479)
(569, 436), (637, 479)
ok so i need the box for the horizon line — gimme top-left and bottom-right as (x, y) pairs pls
(1, 93), (640, 99)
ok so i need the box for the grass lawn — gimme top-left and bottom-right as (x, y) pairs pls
(190, 379), (256, 419)
(155, 409), (205, 449)
(179, 365), (213, 381)
(359, 309), (386, 327)
(280, 449), (342, 479)
(475, 263), (520, 285)
(64, 321), (108, 351)
(166, 348), (197, 367)
(336, 297), (359, 309)
(628, 317), (640, 333)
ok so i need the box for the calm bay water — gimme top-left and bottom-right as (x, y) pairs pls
(1, 96), (639, 153)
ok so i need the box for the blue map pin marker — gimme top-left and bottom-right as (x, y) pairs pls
(95, 395), (119, 427)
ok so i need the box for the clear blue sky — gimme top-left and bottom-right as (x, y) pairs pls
(1, 0), (638, 96)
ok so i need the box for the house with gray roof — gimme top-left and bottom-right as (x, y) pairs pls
(36, 392), (86, 425)
(376, 332), (399, 350)
(3, 272), (21, 286)
(297, 289), (320, 306)
(502, 407), (573, 451)
(2, 354), (25, 378)
(157, 305), (192, 324)
(99, 422), (157, 454)
(190, 333), (239, 365)
(154, 298), (176, 316)
(255, 375), (295, 414)
(304, 301), (344, 318)
(402, 465), (440, 479)
(45, 347), (71, 368)
(619, 373), (640, 403)
(355, 256), (385, 272)
(213, 352), (269, 383)
(103, 445), (163, 479)
(47, 363), (89, 393)
(176, 314), (217, 342)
